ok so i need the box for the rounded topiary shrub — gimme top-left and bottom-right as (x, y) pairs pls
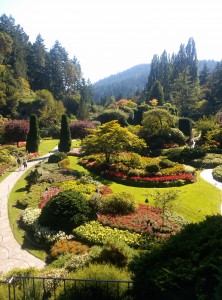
(102, 191), (137, 215)
(38, 189), (95, 232)
(48, 152), (67, 163)
(146, 164), (160, 173)
(159, 158), (175, 168)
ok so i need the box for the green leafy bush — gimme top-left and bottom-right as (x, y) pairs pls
(48, 152), (67, 163)
(102, 191), (137, 215)
(146, 164), (160, 173)
(129, 215), (222, 300)
(180, 146), (206, 160)
(159, 158), (175, 168)
(25, 169), (41, 191)
(212, 165), (222, 182)
(38, 190), (95, 232)
(57, 263), (131, 300)
(92, 240), (135, 267)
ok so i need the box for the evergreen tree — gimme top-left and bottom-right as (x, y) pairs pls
(150, 80), (164, 105)
(0, 14), (30, 78)
(185, 37), (198, 81)
(26, 114), (40, 153)
(171, 68), (200, 117)
(46, 40), (68, 99)
(27, 34), (48, 91)
(58, 114), (72, 152)
(77, 79), (94, 120)
(199, 62), (210, 86)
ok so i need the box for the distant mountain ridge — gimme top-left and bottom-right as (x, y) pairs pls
(93, 60), (218, 103)
(93, 64), (150, 102)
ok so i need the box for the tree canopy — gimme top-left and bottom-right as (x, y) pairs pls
(82, 120), (146, 163)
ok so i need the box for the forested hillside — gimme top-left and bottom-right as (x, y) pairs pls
(93, 64), (150, 104)
(93, 60), (217, 104)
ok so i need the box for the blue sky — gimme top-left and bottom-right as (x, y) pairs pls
(1, 0), (222, 82)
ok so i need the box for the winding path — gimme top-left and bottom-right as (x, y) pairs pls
(0, 152), (56, 274)
(200, 169), (222, 190)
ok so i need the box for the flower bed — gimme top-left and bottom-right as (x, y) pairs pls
(98, 204), (186, 239)
(73, 221), (144, 248)
(103, 170), (196, 187)
(38, 187), (61, 209)
(80, 154), (196, 187)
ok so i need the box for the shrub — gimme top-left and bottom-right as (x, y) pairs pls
(102, 191), (137, 215)
(127, 169), (140, 177)
(212, 165), (222, 182)
(58, 158), (71, 169)
(159, 158), (175, 168)
(25, 169), (41, 191)
(57, 263), (131, 300)
(48, 152), (67, 163)
(92, 240), (135, 267)
(180, 146), (206, 160)
(146, 164), (160, 173)
(38, 189), (95, 232)
(129, 215), (222, 300)
(178, 117), (192, 137)
(70, 120), (96, 139)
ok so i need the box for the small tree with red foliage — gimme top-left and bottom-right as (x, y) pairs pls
(4, 119), (29, 147)
(70, 120), (96, 140)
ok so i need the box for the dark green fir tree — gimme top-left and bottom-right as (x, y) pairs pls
(26, 114), (40, 153)
(58, 114), (72, 152)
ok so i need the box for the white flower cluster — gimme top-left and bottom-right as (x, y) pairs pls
(21, 208), (73, 244)
(21, 208), (41, 226)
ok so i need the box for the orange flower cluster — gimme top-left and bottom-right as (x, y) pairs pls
(50, 239), (91, 258)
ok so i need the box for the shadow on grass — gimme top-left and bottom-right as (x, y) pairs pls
(16, 187), (27, 193)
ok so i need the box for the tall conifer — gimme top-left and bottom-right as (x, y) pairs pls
(58, 114), (72, 152)
(26, 114), (40, 153)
